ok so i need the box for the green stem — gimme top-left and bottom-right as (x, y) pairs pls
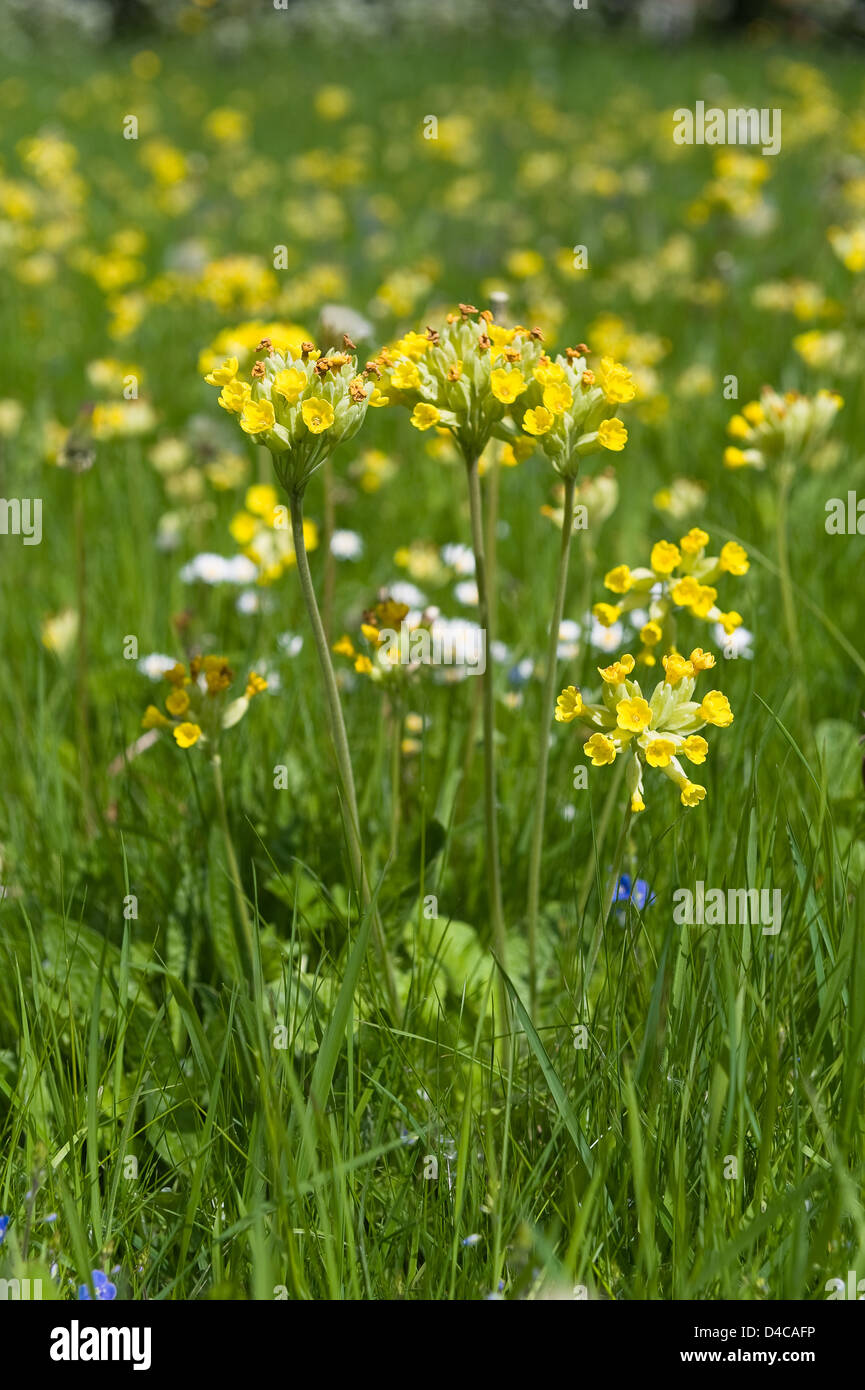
(465, 455), (508, 1030)
(526, 473), (576, 1015)
(73, 471), (96, 832)
(288, 487), (400, 1015)
(211, 751), (255, 967)
(322, 454), (336, 642)
(389, 698), (402, 862)
(775, 462), (804, 676)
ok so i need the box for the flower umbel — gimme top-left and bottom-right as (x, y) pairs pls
(556, 649), (734, 812)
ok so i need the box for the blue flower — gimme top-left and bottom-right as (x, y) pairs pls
(614, 874), (655, 911)
(0, 1215), (9, 1245)
(78, 1270), (117, 1300)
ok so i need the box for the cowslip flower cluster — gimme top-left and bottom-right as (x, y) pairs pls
(377, 304), (633, 475)
(594, 528), (749, 663)
(514, 347), (633, 477)
(555, 648), (734, 812)
(204, 336), (386, 493)
(723, 387), (843, 471)
(141, 655), (267, 749)
(334, 598), (413, 683)
(376, 305), (544, 462)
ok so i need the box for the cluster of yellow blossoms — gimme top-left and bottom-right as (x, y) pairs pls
(203, 335), (386, 492)
(556, 649), (734, 812)
(723, 386), (843, 471)
(142, 655), (267, 750)
(376, 304), (633, 473)
(594, 528), (749, 663)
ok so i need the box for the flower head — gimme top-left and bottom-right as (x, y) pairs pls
(723, 386), (843, 472)
(205, 338), (377, 493)
(556, 653), (734, 812)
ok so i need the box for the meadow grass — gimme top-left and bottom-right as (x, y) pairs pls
(0, 32), (863, 1300)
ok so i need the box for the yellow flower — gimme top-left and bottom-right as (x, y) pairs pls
(410, 402), (441, 431)
(142, 704), (172, 730)
(301, 397), (334, 433)
(246, 483), (279, 516)
(616, 695), (653, 733)
(691, 585), (717, 617)
(533, 360), (566, 387)
(688, 648), (715, 672)
(699, 691), (734, 726)
(670, 575), (700, 607)
(218, 380), (252, 414)
(717, 609), (743, 635)
(662, 652), (695, 685)
(174, 722), (202, 748)
(240, 398), (276, 435)
(542, 381), (574, 415)
(165, 688), (190, 717)
(598, 357), (636, 404)
(491, 367), (527, 404)
(273, 367), (306, 403)
(640, 621), (663, 647)
(523, 406), (554, 436)
(643, 737), (677, 767)
(165, 663), (188, 687)
(354, 654), (373, 675)
(680, 781), (706, 808)
(584, 732), (617, 766)
(726, 414), (750, 439)
(597, 417), (628, 451)
(391, 360), (421, 391)
(742, 401), (765, 425)
(367, 388), (389, 408)
(333, 635), (356, 657)
(245, 671), (268, 697)
(604, 564), (632, 594)
(592, 602), (622, 626)
(395, 331), (430, 360)
(555, 686), (583, 722)
(723, 446), (747, 468)
(599, 653), (635, 684)
(719, 541), (749, 575)
(230, 511), (258, 545)
(205, 356), (238, 386)
(681, 735), (708, 764)
(651, 540), (681, 575)
(679, 527), (709, 555)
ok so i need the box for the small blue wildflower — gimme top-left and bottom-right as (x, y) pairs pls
(461, 1234), (481, 1248)
(78, 1270), (117, 1301)
(614, 874), (656, 911)
(0, 1215), (9, 1245)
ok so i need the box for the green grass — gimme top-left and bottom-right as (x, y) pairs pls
(0, 30), (864, 1300)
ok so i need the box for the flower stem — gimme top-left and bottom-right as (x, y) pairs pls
(465, 456), (508, 1019)
(73, 471), (96, 833)
(526, 473), (576, 1014)
(288, 487), (400, 1015)
(211, 750), (255, 967)
(775, 462), (804, 697)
